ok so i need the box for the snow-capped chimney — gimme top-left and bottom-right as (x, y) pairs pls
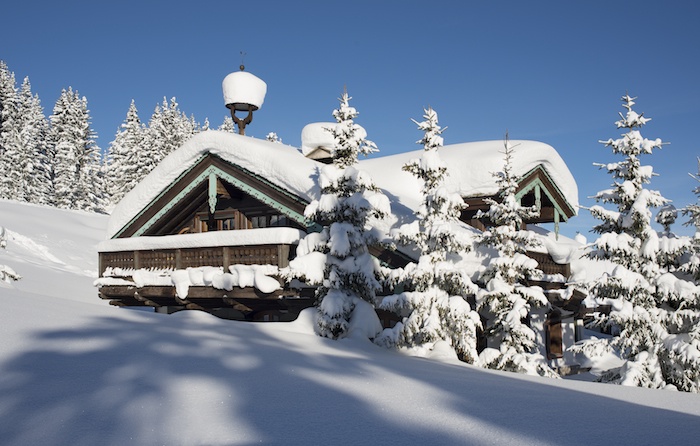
(222, 65), (267, 135)
(301, 122), (335, 164)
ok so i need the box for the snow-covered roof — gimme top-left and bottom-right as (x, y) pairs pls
(106, 131), (578, 239)
(361, 140), (579, 214)
(107, 131), (319, 239)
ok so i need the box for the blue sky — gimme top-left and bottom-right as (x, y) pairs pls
(2, 0), (699, 239)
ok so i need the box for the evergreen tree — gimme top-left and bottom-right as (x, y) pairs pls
(475, 135), (557, 377)
(49, 88), (106, 212)
(218, 116), (235, 133)
(684, 159), (700, 231)
(106, 100), (146, 204)
(0, 60), (17, 198)
(377, 107), (481, 362)
(143, 97), (199, 170)
(266, 132), (282, 143)
(681, 159), (700, 281)
(285, 90), (390, 339)
(0, 61), (19, 200)
(580, 94), (700, 391)
(18, 77), (52, 205)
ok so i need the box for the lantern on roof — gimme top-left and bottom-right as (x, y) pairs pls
(222, 65), (267, 135)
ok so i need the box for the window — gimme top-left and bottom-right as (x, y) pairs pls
(221, 218), (235, 230)
(269, 215), (288, 227)
(251, 216), (267, 228)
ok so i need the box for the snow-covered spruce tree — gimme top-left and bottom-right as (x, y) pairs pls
(18, 78), (52, 205)
(580, 94), (700, 391)
(376, 107), (481, 362)
(0, 61), (15, 199)
(681, 159), (700, 282)
(0, 67), (23, 201)
(106, 100), (146, 204)
(285, 90), (390, 339)
(143, 97), (200, 170)
(218, 115), (235, 133)
(48, 88), (107, 212)
(266, 132), (282, 143)
(475, 135), (557, 377)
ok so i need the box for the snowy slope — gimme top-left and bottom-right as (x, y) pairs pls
(1, 201), (699, 446)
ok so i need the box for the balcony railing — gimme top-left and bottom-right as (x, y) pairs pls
(97, 228), (306, 275)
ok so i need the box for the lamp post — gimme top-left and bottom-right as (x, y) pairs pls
(222, 65), (267, 135)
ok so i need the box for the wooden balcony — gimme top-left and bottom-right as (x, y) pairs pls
(96, 228), (313, 320)
(99, 244), (293, 273)
(98, 227), (306, 273)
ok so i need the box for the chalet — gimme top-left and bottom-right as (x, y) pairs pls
(96, 68), (584, 368)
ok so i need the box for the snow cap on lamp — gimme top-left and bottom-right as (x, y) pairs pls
(222, 66), (267, 111)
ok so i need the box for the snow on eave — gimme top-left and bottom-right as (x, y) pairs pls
(98, 227), (306, 252)
(106, 131), (321, 239)
(359, 139), (579, 215)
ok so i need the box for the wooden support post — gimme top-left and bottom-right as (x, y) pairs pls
(223, 246), (230, 270)
(277, 244), (290, 268)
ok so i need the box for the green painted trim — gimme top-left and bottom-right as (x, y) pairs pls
(131, 165), (317, 237)
(520, 165), (576, 217)
(208, 172), (217, 214)
(114, 154), (209, 238)
(515, 174), (569, 223)
(210, 166), (314, 228)
(133, 169), (211, 237)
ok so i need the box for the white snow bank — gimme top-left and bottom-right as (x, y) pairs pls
(98, 227), (305, 252)
(4, 201), (700, 446)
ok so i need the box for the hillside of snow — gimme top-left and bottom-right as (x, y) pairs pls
(1, 200), (699, 445)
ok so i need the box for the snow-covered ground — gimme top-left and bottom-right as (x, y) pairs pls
(0, 200), (699, 445)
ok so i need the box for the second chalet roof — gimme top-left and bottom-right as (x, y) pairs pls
(106, 130), (579, 239)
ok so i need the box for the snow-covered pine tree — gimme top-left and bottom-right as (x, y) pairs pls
(376, 107), (481, 362)
(266, 132), (282, 143)
(218, 116), (235, 133)
(106, 100), (146, 204)
(475, 135), (557, 377)
(0, 70), (23, 202)
(18, 77), (52, 205)
(0, 61), (14, 199)
(681, 159), (700, 281)
(143, 97), (200, 170)
(285, 90), (390, 339)
(49, 88), (106, 212)
(581, 94), (700, 391)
